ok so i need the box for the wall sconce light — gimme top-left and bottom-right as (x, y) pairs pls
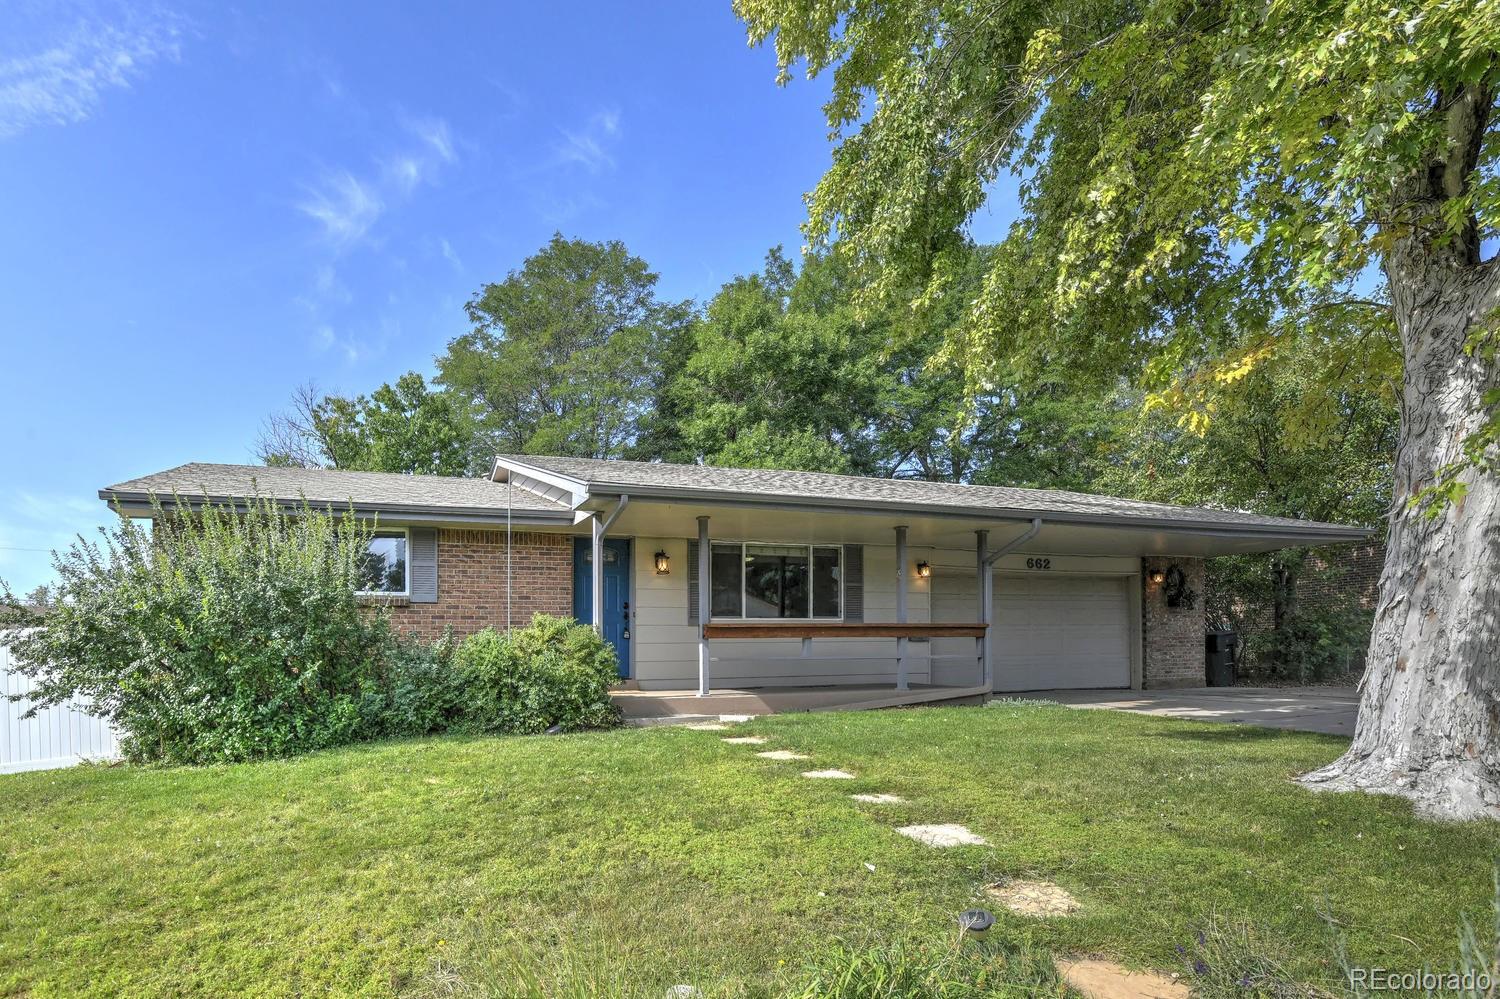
(915, 561), (932, 579)
(654, 550), (671, 575)
(1148, 567), (1166, 585)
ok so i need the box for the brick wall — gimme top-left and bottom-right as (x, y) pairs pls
(1300, 541), (1384, 613)
(383, 529), (574, 640)
(1142, 556), (1206, 688)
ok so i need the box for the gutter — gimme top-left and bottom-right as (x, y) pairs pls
(488, 455), (1374, 542)
(99, 491), (577, 527)
(573, 485), (1373, 542)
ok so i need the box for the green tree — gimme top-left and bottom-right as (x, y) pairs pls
(257, 373), (474, 476)
(736, 0), (1500, 816)
(1104, 339), (1400, 678)
(871, 245), (1125, 487)
(668, 249), (890, 473)
(437, 234), (693, 460)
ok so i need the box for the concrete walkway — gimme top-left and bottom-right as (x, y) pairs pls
(1025, 686), (1359, 736)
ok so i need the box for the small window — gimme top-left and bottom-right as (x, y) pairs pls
(357, 532), (409, 594)
(710, 543), (744, 617)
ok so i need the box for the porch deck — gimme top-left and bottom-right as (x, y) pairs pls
(612, 683), (992, 725)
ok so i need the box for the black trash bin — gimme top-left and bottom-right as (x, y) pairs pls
(1205, 630), (1238, 687)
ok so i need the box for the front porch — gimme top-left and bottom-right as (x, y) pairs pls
(612, 682), (992, 725)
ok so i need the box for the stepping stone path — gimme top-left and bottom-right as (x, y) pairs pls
(721, 736), (767, 745)
(684, 723), (729, 731)
(756, 750), (811, 761)
(985, 879), (1080, 917)
(1055, 958), (1188, 999)
(801, 769), (856, 779)
(895, 823), (989, 847)
(851, 793), (906, 804)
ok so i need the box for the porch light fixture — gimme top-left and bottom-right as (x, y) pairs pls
(1148, 567), (1166, 585)
(654, 550), (671, 575)
(915, 560), (932, 578)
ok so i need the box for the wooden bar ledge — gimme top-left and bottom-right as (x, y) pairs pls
(702, 622), (987, 640)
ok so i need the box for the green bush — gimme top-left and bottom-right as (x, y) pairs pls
(379, 631), (464, 737)
(0, 503), (623, 764)
(451, 615), (622, 734)
(0, 496), (391, 764)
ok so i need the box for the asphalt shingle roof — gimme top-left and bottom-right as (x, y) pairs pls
(101, 463), (570, 514)
(101, 457), (1368, 539)
(498, 454), (1368, 537)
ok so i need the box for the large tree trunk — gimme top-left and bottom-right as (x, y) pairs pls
(1300, 232), (1500, 820)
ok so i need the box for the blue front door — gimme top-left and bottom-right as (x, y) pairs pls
(573, 538), (632, 678)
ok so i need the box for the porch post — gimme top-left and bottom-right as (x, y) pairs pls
(591, 512), (606, 632)
(976, 529), (991, 689)
(895, 525), (909, 691)
(697, 515), (711, 697)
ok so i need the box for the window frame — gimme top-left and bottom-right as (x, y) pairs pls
(708, 540), (845, 623)
(355, 527), (412, 597)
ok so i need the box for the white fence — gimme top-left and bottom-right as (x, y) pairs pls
(2, 632), (120, 774)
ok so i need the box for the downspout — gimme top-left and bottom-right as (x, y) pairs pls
(984, 517), (1043, 566)
(977, 517), (1043, 690)
(597, 494), (631, 534)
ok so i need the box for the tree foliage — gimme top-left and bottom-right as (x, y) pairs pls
(258, 372), (474, 476)
(436, 233), (694, 460)
(734, 0), (1468, 421)
(667, 249), (888, 472)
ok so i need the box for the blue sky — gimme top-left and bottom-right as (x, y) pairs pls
(0, 1), (1018, 594)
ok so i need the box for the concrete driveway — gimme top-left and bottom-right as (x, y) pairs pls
(1024, 686), (1360, 736)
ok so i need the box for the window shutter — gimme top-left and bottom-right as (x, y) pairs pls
(410, 528), (438, 603)
(687, 539), (700, 625)
(844, 545), (863, 622)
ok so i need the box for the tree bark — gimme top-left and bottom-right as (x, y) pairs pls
(1300, 237), (1500, 820)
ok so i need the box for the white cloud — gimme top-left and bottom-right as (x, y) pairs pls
(556, 108), (622, 173)
(406, 114), (455, 163)
(383, 115), (458, 192)
(297, 170), (384, 245)
(310, 323), (365, 364)
(304, 114), (456, 240)
(0, 4), (183, 140)
(385, 154), (423, 193)
(440, 237), (463, 272)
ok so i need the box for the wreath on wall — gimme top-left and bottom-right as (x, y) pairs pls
(1164, 564), (1197, 610)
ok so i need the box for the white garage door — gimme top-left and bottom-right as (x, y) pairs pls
(992, 575), (1132, 691)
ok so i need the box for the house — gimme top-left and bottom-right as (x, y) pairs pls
(100, 456), (1370, 696)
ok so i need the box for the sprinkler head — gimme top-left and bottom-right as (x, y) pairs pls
(958, 908), (995, 937)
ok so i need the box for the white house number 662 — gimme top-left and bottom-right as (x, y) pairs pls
(1025, 557), (1052, 570)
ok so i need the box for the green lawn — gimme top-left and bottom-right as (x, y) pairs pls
(1, 701), (1496, 997)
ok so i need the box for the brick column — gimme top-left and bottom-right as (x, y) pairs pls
(1142, 556), (1207, 689)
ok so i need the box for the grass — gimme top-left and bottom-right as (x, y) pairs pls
(1, 701), (1496, 997)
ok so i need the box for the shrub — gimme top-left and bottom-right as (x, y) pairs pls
(451, 615), (622, 734)
(0, 496), (391, 764)
(379, 631), (464, 738)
